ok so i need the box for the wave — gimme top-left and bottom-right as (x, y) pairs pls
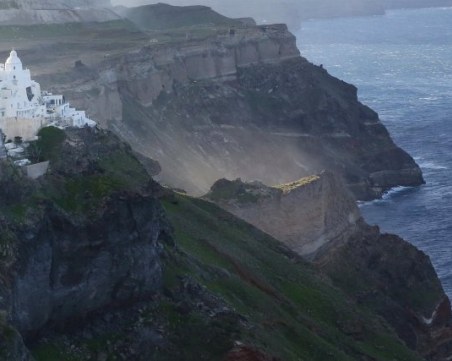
(358, 186), (415, 207)
(419, 96), (440, 101)
(414, 156), (448, 170)
(382, 185), (414, 200)
(419, 161), (448, 170)
(357, 186), (417, 208)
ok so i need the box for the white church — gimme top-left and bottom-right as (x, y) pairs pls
(0, 50), (95, 143)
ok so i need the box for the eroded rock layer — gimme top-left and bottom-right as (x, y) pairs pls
(54, 19), (423, 200)
(205, 172), (361, 259)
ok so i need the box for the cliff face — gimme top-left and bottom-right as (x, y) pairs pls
(207, 172), (452, 360)
(321, 226), (452, 361)
(0, 128), (428, 361)
(205, 172), (361, 258)
(0, 127), (169, 338)
(0, 9), (442, 359)
(51, 19), (422, 201)
(10, 193), (164, 334)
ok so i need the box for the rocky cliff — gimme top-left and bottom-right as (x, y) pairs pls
(206, 172), (452, 360)
(321, 225), (452, 361)
(40, 10), (422, 201)
(0, 127), (431, 361)
(205, 172), (361, 259)
(0, 6), (447, 360)
(0, 127), (170, 350)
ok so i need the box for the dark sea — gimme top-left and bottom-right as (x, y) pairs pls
(297, 7), (452, 298)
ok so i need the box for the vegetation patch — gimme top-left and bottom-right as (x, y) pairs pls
(28, 126), (66, 163)
(98, 149), (150, 192)
(32, 343), (82, 361)
(161, 193), (424, 361)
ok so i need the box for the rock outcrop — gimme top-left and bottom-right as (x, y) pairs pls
(205, 172), (361, 259)
(0, 8), (443, 359)
(0, 317), (33, 361)
(0, 127), (169, 337)
(207, 171), (452, 360)
(320, 225), (452, 361)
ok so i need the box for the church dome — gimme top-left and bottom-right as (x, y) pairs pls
(5, 50), (22, 70)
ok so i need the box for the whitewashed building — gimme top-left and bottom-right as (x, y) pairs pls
(0, 50), (95, 142)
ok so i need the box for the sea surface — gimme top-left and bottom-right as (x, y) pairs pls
(297, 7), (452, 298)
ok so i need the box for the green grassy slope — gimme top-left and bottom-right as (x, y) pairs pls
(161, 193), (423, 360)
(25, 171), (425, 361)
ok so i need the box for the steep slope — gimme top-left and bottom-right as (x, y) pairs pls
(25, 192), (426, 361)
(159, 193), (425, 361)
(205, 172), (452, 360)
(0, 127), (429, 361)
(0, 5), (422, 201)
(205, 172), (361, 259)
(321, 226), (452, 361)
(44, 18), (423, 201)
(0, 127), (169, 338)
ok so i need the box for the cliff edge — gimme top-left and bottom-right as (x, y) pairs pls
(0, 127), (169, 339)
(0, 127), (429, 361)
(45, 10), (423, 200)
(206, 172), (452, 360)
(205, 172), (361, 259)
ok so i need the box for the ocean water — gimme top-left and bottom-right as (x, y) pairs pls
(297, 7), (452, 298)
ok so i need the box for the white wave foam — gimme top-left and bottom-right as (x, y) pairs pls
(419, 96), (440, 101)
(414, 156), (447, 170)
(358, 186), (414, 207)
(419, 161), (448, 170)
(382, 186), (413, 200)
